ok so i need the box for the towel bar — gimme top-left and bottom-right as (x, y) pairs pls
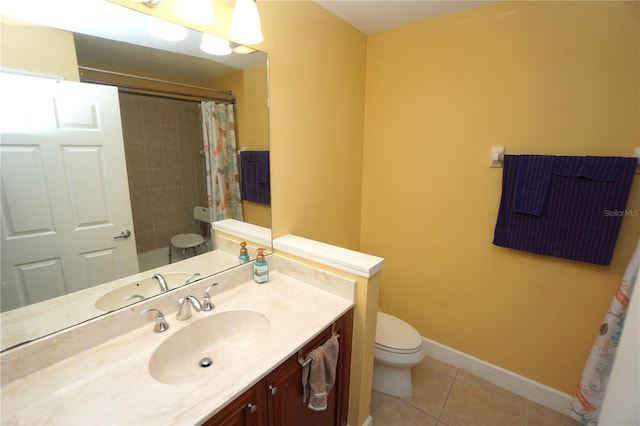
(490, 147), (640, 173)
(297, 330), (340, 367)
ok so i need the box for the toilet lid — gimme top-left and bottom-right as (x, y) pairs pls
(376, 312), (422, 351)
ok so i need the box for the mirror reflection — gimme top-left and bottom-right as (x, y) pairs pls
(0, 2), (271, 351)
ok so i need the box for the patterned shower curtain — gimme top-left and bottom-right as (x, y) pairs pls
(569, 239), (640, 425)
(201, 101), (244, 222)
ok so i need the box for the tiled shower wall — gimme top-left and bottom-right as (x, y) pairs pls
(118, 93), (208, 254)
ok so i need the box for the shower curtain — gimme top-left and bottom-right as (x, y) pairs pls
(569, 239), (640, 425)
(201, 101), (243, 222)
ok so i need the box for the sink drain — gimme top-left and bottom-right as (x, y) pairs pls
(199, 357), (213, 368)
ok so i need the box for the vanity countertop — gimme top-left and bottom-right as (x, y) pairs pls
(1, 270), (354, 425)
(0, 249), (240, 351)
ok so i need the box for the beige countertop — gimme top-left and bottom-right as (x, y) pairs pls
(0, 249), (240, 351)
(1, 260), (355, 426)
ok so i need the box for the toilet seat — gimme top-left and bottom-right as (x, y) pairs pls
(375, 342), (423, 355)
(376, 312), (423, 353)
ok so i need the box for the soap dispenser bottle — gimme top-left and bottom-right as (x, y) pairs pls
(253, 248), (269, 284)
(238, 241), (250, 264)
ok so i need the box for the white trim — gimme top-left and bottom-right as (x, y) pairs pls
(0, 67), (63, 81)
(422, 337), (573, 415)
(273, 234), (384, 278)
(360, 415), (373, 426)
(212, 219), (272, 248)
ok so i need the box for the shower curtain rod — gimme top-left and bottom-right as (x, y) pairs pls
(78, 66), (235, 103)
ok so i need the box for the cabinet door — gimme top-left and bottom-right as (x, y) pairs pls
(202, 379), (267, 426)
(266, 309), (353, 426)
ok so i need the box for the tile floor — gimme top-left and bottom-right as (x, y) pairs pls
(370, 356), (582, 426)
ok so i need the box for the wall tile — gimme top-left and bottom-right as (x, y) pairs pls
(121, 94), (208, 254)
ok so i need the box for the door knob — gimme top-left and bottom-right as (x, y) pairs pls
(113, 229), (131, 239)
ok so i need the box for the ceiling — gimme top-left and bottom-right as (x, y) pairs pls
(73, 33), (242, 84)
(314, 0), (492, 35)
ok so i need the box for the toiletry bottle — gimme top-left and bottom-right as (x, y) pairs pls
(253, 248), (269, 284)
(238, 241), (250, 264)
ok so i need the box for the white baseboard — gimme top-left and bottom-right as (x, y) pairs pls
(422, 337), (573, 415)
(361, 415), (373, 426)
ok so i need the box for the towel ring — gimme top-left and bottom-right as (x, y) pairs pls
(297, 324), (340, 367)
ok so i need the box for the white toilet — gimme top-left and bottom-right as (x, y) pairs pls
(373, 312), (426, 398)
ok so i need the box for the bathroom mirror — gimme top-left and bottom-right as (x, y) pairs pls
(0, 0), (271, 351)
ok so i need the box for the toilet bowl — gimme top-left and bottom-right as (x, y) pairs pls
(373, 312), (425, 398)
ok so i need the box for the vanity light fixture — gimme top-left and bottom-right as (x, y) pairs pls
(229, 0), (264, 45)
(129, 0), (264, 46)
(149, 16), (188, 41)
(200, 33), (232, 55)
(174, 0), (215, 26)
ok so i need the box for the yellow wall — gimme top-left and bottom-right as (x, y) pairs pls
(361, 1), (639, 394)
(207, 65), (272, 229)
(240, 64), (270, 151)
(260, 2), (367, 250)
(0, 17), (79, 81)
(240, 64), (272, 228)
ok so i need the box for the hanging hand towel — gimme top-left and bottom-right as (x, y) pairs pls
(301, 335), (339, 411)
(554, 155), (624, 181)
(493, 155), (637, 266)
(513, 155), (556, 216)
(240, 151), (271, 204)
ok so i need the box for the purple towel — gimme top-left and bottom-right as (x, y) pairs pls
(554, 155), (624, 181)
(240, 151), (271, 204)
(513, 155), (556, 216)
(493, 155), (637, 266)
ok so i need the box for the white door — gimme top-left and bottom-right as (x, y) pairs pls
(0, 72), (139, 312)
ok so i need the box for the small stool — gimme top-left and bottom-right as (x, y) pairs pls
(168, 206), (211, 264)
(168, 233), (208, 263)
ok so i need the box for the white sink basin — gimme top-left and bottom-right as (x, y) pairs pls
(95, 273), (195, 311)
(149, 310), (271, 385)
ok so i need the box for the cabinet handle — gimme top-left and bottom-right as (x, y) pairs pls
(247, 403), (258, 414)
(268, 385), (278, 395)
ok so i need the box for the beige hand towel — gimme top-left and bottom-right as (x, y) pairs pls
(301, 335), (340, 411)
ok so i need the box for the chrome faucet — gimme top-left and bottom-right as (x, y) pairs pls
(153, 273), (169, 292)
(140, 308), (169, 332)
(202, 283), (219, 311)
(177, 295), (202, 320)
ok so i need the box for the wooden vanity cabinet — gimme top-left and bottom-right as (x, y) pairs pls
(202, 308), (353, 426)
(201, 378), (268, 426)
(266, 308), (353, 426)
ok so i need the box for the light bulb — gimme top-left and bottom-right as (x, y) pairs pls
(229, 0), (263, 45)
(200, 34), (232, 56)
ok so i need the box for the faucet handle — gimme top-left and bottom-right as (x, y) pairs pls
(202, 283), (219, 311)
(141, 308), (169, 332)
(185, 273), (201, 285)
